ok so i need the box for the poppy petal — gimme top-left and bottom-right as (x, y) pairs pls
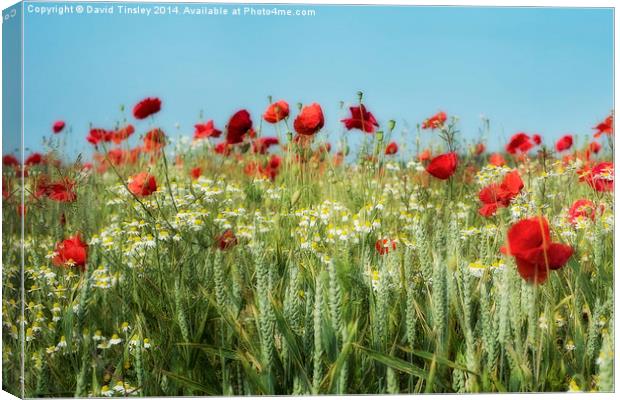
(479, 203), (498, 217)
(501, 170), (524, 195)
(546, 243), (573, 270)
(506, 217), (550, 258)
(425, 152), (458, 180)
(515, 257), (548, 284)
(479, 184), (501, 204)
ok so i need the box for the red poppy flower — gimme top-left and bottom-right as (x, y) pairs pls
(190, 167), (202, 180)
(501, 216), (573, 284)
(126, 147), (142, 165)
(489, 153), (506, 166)
(244, 161), (258, 177)
(25, 153), (43, 166)
(111, 124), (135, 144)
(269, 154), (282, 169)
(589, 141), (602, 154)
(555, 135), (573, 152)
(86, 128), (112, 145)
(263, 100), (290, 123)
(421, 111), (447, 130)
(385, 142), (398, 155)
(580, 161), (613, 192)
(52, 234), (88, 271)
(532, 134), (542, 145)
(226, 110), (253, 144)
(46, 178), (77, 203)
(341, 104), (379, 133)
(333, 152), (345, 167)
(418, 149), (431, 162)
(425, 152), (458, 180)
(253, 137), (280, 154)
(375, 238), (397, 255)
(216, 229), (237, 250)
(506, 133), (533, 154)
(474, 143), (486, 156)
(478, 170), (523, 217)
(318, 143), (332, 154)
(258, 155), (282, 181)
(214, 142), (231, 156)
(128, 172), (157, 197)
(133, 97), (161, 120)
(53, 120), (65, 134)
(194, 120), (222, 140)
(15, 166), (28, 178)
(593, 115), (613, 138)
(294, 103), (324, 136)
(260, 165), (279, 181)
(32, 175), (49, 199)
(86, 129), (102, 145)
(2, 177), (10, 200)
(143, 128), (166, 152)
(105, 149), (128, 166)
(3, 155), (19, 167)
(567, 199), (597, 225)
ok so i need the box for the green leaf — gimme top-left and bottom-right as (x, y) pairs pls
(176, 343), (240, 361)
(355, 344), (441, 387)
(160, 370), (219, 395)
(271, 295), (313, 389)
(398, 345), (479, 376)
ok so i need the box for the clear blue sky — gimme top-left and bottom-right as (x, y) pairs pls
(10, 3), (615, 158)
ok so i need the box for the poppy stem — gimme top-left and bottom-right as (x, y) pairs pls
(160, 150), (179, 213)
(99, 143), (182, 240)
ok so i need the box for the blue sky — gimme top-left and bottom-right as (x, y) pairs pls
(9, 3), (615, 158)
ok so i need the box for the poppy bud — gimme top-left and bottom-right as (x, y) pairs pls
(375, 131), (384, 143)
(291, 190), (302, 207)
(387, 120), (396, 132)
(357, 91), (364, 103)
(297, 102), (303, 112)
(216, 229), (237, 250)
(339, 101), (344, 110)
(239, 142), (251, 154)
(267, 95), (273, 104)
(120, 105), (125, 112)
(344, 145), (350, 156)
(447, 255), (457, 271)
(286, 131), (293, 142)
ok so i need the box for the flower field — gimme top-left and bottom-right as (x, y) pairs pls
(1, 95), (614, 396)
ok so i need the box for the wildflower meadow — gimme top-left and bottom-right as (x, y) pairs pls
(1, 95), (614, 396)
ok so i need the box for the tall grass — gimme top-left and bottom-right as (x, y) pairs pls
(2, 130), (614, 396)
